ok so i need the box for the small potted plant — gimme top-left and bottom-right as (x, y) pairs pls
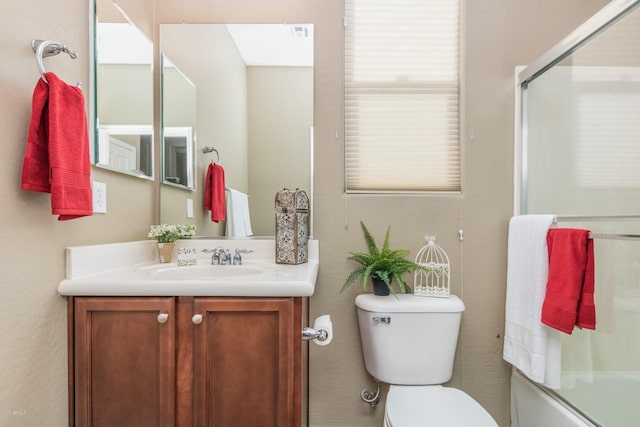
(148, 224), (197, 263)
(341, 221), (428, 296)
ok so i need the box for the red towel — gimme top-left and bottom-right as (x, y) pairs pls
(21, 72), (92, 220)
(204, 163), (225, 222)
(204, 163), (213, 213)
(576, 238), (596, 330)
(541, 228), (596, 334)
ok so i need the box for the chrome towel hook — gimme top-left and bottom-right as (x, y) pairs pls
(31, 39), (79, 85)
(202, 146), (220, 163)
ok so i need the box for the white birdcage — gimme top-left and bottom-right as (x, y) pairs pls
(414, 235), (450, 297)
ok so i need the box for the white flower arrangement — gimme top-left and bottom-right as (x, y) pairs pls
(148, 224), (197, 243)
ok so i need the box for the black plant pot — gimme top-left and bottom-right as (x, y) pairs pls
(371, 278), (390, 296)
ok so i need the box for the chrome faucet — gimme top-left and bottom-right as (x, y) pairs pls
(211, 247), (231, 265)
(232, 249), (254, 265)
(203, 247), (253, 265)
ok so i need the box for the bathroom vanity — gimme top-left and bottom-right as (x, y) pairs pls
(59, 239), (318, 427)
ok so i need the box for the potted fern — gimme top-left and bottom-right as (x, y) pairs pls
(341, 221), (428, 296)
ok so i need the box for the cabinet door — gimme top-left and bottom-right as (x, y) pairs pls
(73, 297), (175, 427)
(192, 297), (299, 427)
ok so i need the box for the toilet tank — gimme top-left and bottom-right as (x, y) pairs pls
(355, 294), (465, 385)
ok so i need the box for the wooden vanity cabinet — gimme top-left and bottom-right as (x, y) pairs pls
(70, 297), (176, 427)
(68, 296), (306, 427)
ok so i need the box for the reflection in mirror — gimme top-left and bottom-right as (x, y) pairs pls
(161, 55), (196, 190)
(97, 125), (153, 176)
(159, 24), (313, 237)
(94, 0), (153, 179)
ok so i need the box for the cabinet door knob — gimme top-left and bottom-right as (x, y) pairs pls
(192, 314), (203, 324)
(157, 313), (169, 324)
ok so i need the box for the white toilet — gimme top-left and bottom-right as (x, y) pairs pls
(355, 293), (498, 427)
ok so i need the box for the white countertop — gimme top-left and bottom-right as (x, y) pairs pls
(58, 238), (319, 297)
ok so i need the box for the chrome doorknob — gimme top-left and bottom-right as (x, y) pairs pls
(192, 314), (203, 324)
(157, 313), (169, 324)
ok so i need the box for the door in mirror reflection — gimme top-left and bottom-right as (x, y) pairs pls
(97, 125), (153, 176)
(163, 127), (195, 188)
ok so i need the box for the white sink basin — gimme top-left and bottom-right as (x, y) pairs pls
(144, 264), (264, 280)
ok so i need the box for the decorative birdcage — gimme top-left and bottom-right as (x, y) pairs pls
(414, 235), (450, 297)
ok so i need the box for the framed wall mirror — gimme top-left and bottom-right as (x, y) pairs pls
(94, 0), (154, 179)
(159, 23), (314, 237)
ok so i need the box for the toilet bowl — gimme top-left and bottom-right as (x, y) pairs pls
(383, 385), (497, 427)
(355, 294), (497, 426)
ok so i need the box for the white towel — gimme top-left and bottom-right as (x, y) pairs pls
(225, 188), (253, 237)
(503, 215), (563, 389)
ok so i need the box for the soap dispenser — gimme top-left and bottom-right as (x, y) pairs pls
(274, 188), (310, 264)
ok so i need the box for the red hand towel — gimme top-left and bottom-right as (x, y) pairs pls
(576, 238), (596, 330)
(21, 72), (93, 220)
(204, 163), (225, 222)
(21, 77), (51, 192)
(204, 163), (213, 210)
(541, 228), (596, 334)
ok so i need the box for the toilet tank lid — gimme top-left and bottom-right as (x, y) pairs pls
(355, 294), (465, 313)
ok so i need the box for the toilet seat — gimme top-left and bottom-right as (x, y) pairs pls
(384, 385), (497, 427)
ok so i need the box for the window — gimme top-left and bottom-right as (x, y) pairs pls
(344, 0), (461, 192)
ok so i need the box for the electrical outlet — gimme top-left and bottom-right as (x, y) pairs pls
(93, 181), (107, 214)
(187, 198), (194, 218)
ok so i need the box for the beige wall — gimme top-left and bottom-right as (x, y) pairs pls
(0, 0), (609, 426)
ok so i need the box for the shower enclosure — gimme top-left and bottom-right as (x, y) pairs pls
(515, 0), (640, 425)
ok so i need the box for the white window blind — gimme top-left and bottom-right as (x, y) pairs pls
(345, 0), (461, 192)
